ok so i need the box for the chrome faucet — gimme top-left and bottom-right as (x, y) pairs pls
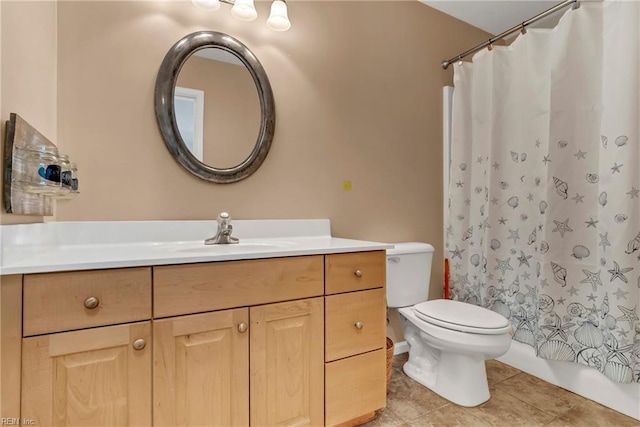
(204, 212), (239, 245)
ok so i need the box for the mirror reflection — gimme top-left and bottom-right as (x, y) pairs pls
(175, 48), (261, 169)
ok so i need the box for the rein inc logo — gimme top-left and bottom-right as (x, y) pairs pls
(1, 419), (35, 425)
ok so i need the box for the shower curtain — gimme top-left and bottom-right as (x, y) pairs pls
(447, 0), (639, 383)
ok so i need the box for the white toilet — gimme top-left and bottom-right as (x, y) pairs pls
(387, 242), (512, 407)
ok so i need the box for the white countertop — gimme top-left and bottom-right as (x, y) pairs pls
(1, 220), (393, 275)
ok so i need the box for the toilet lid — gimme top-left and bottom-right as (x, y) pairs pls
(413, 299), (511, 335)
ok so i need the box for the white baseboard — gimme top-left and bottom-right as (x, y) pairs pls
(393, 340), (409, 355)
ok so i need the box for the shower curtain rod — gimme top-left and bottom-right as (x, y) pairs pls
(441, 0), (579, 70)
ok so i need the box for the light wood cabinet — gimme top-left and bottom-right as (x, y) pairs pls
(1, 275), (22, 420)
(153, 308), (249, 427)
(324, 253), (387, 427)
(325, 288), (386, 362)
(23, 267), (152, 336)
(5, 250), (387, 426)
(250, 298), (324, 427)
(326, 349), (386, 427)
(325, 251), (386, 294)
(19, 268), (153, 427)
(153, 298), (324, 427)
(154, 256), (323, 318)
(21, 322), (152, 426)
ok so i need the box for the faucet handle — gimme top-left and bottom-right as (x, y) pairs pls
(217, 212), (231, 226)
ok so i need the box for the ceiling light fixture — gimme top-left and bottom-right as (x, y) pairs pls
(192, 0), (291, 31)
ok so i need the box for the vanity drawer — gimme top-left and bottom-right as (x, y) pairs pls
(325, 251), (385, 294)
(325, 288), (386, 362)
(325, 349), (386, 427)
(154, 255), (324, 318)
(23, 267), (152, 336)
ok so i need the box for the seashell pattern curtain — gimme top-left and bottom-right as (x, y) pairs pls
(447, 1), (640, 383)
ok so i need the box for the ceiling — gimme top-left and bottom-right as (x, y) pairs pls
(420, 1), (566, 36)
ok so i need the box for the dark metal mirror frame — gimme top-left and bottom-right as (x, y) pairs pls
(155, 31), (275, 183)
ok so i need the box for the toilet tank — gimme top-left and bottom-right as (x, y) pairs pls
(386, 242), (435, 308)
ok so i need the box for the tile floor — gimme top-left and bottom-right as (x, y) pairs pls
(363, 353), (640, 427)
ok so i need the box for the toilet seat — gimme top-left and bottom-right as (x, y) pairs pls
(413, 299), (511, 335)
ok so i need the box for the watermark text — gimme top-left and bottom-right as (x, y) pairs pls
(1, 418), (36, 425)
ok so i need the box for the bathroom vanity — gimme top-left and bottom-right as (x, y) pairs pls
(0, 220), (391, 426)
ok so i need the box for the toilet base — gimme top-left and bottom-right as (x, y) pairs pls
(398, 312), (509, 408)
(403, 349), (490, 407)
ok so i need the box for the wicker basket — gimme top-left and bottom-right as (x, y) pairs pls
(385, 337), (394, 392)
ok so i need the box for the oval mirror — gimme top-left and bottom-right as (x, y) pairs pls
(155, 31), (275, 183)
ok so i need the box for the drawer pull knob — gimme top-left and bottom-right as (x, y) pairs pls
(238, 323), (248, 333)
(354, 321), (364, 330)
(354, 270), (363, 278)
(132, 339), (146, 351)
(84, 296), (100, 309)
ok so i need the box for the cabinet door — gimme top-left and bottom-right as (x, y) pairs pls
(250, 297), (324, 427)
(154, 308), (249, 427)
(21, 322), (151, 426)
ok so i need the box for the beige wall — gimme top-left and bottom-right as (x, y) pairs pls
(6, 1), (490, 341)
(0, 1), (57, 225)
(177, 55), (260, 167)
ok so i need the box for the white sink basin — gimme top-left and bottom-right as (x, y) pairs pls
(153, 239), (297, 254)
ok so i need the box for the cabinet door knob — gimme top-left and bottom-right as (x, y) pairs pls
(84, 296), (100, 309)
(238, 323), (248, 333)
(354, 269), (363, 278)
(354, 321), (364, 330)
(132, 339), (146, 351)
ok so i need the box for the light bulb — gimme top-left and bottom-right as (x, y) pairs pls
(267, 0), (291, 31)
(231, 0), (258, 21)
(192, 0), (220, 11)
